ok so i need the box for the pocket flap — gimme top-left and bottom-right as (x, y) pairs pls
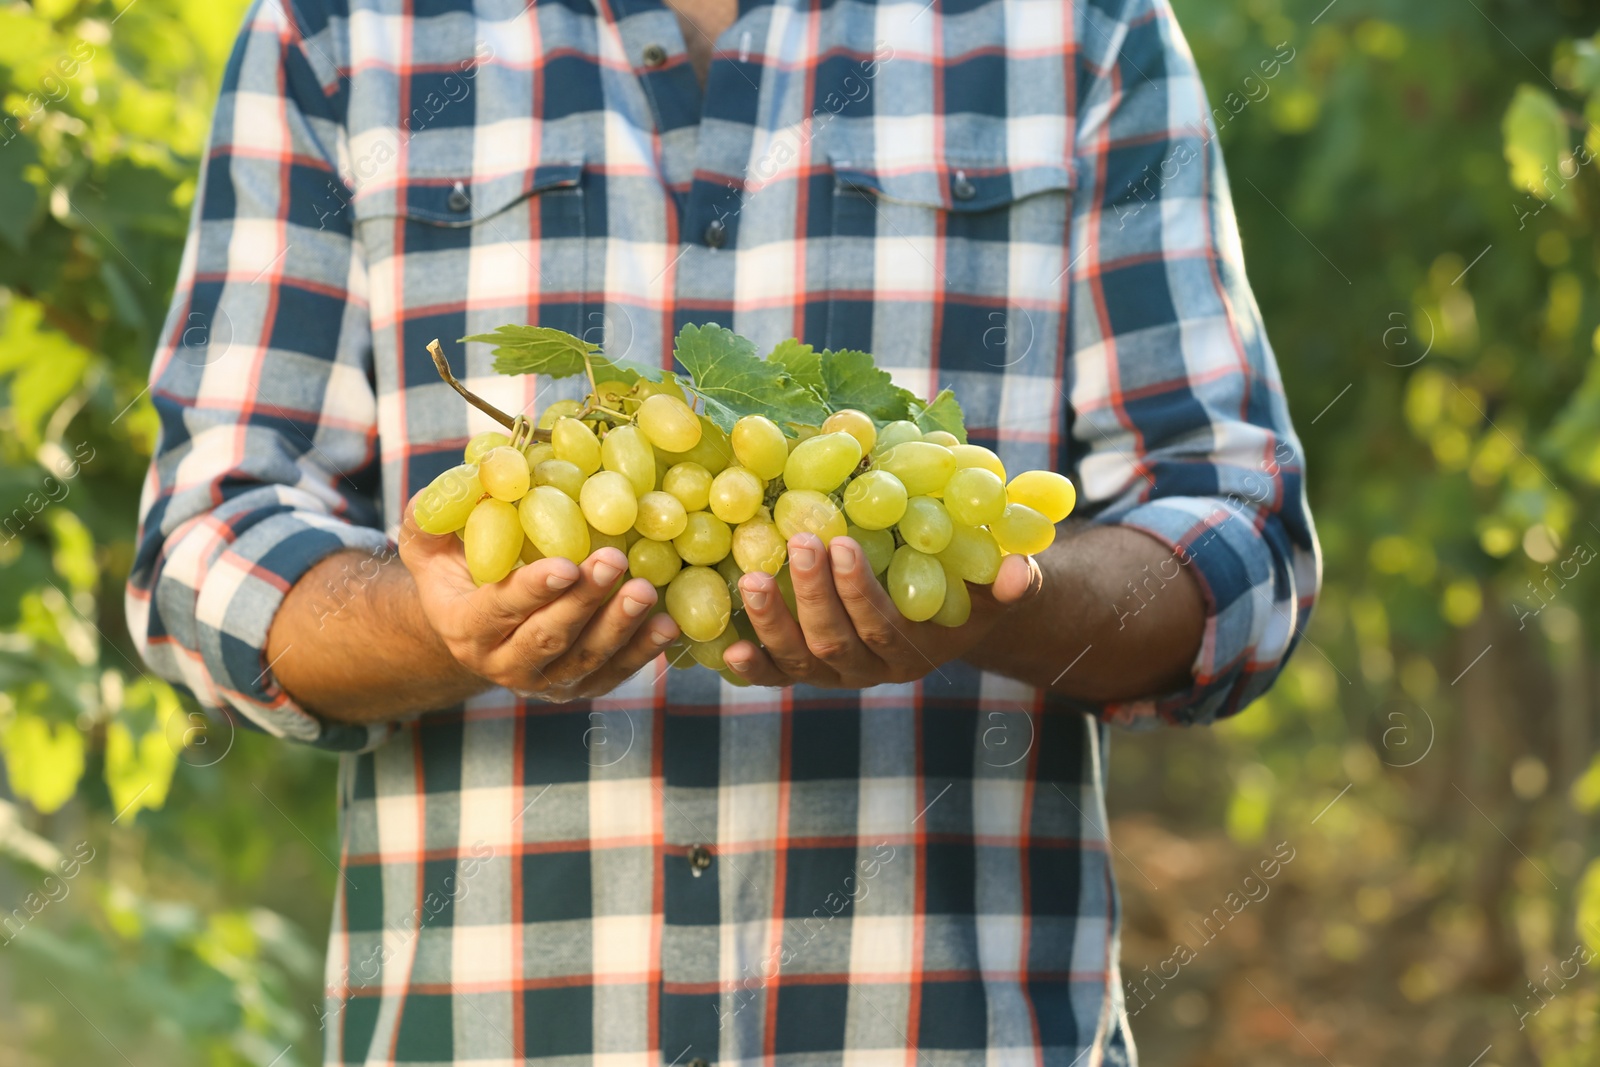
(351, 162), (584, 226)
(831, 157), (1074, 212)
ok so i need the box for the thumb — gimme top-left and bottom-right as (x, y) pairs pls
(989, 552), (1044, 606)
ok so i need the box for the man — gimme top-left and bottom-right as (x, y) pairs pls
(129, 0), (1319, 1061)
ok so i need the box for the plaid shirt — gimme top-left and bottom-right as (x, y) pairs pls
(128, 0), (1319, 1061)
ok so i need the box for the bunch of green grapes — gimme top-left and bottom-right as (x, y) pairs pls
(412, 379), (1076, 682)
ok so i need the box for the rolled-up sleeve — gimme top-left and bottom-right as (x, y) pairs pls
(126, 0), (389, 750)
(1064, 0), (1321, 726)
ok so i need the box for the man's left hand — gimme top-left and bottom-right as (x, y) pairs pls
(723, 533), (1044, 689)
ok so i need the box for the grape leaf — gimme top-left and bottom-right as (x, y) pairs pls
(767, 339), (824, 394)
(819, 348), (914, 422)
(911, 388), (968, 442)
(464, 325), (662, 384)
(673, 323), (831, 432)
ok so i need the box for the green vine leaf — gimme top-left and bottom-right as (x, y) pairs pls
(911, 388), (968, 442)
(819, 348), (914, 422)
(464, 325), (663, 384)
(767, 339), (825, 395)
(674, 324), (831, 432)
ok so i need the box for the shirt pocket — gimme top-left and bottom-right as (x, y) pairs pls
(823, 156), (1074, 455)
(352, 162), (590, 347)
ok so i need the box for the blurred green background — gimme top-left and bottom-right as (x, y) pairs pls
(0, 0), (1598, 1064)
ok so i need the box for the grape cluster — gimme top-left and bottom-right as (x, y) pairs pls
(413, 379), (1076, 682)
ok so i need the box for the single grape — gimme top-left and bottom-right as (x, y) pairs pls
(922, 430), (961, 448)
(464, 430), (511, 464)
(637, 393), (702, 452)
(478, 445), (531, 501)
(847, 524), (896, 576)
(930, 564), (972, 628)
(537, 398), (584, 430)
(674, 511), (733, 566)
(950, 443), (1006, 481)
(784, 431), (863, 493)
(886, 545), (946, 622)
(552, 417), (602, 475)
(942, 466), (1006, 527)
(687, 623), (741, 670)
(898, 496), (953, 554)
(656, 416), (734, 475)
(413, 464), (485, 534)
(665, 565), (732, 642)
(842, 469), (908, 529)
(731, 414), (790, 478)
(713, 555), (745, 610)
(938, 523), (1003, 584)
(872, 441), (957, 497)
(463, 498), (524, 585)
(663, 462), (713, 512)
(786, 425), (820, 454)
(518, 485), (590, 563)
(991, 502), (1056, 555)
(580, 470), (639, 536)
(873, 420), (922, 453)
(628, 536), (682, 586)
(522, 441), (556, 468)
(593, 379), (635, 409)
(709, 466), (765, 524)
(635, 490), (689, 541)
(532, 458), (586, 500)
(822, 408), (877, 454)
(589, 525), (629, 554)
(519, 536), (543, 565)
(635, 377), (688, 402)
(1006, 470), (1077, 523)
(732, 515), (787, 574)
(774, 489), (847, 544)
(601, 424), (656, 496)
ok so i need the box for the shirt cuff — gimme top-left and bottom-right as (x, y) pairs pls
(1082, 495), (1300, 728)
(185, 507), (396, 751)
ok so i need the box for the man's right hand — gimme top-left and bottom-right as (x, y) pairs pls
(398, 497), (680, 703)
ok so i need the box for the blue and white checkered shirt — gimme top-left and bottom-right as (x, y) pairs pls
(128, 0), (1319, 1061)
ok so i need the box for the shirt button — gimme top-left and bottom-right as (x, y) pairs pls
(642, 43), (668, 68)
(446, 182), (471, 213)
(703, 219), (727, 249)
(951, 173), (977, 202)
(688, 844), (713, 875)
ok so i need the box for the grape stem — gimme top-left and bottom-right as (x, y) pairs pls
(428, 339), (552, 442)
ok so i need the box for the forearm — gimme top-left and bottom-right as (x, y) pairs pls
(966, 523), (1203, 702)
(266, 549), (488, 724)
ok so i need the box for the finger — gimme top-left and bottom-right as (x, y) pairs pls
(990, 552), (1044, 605)
(576, 611), (683, 696)
(540, 577), (663, 686)
(739, 567), (837, 683)
(470, 555), (583, 631)
(826, 537), (910, 652)
(721, 640), (796, 687)
(500, 548), (629, 667)
(789, 535), (887, 678)
(397, 489), (474, 588)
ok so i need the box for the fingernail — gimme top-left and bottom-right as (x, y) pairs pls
(592, 559), (623, 585)
(651, 621), (676, 645)
(727, 657), (749, 672)
(744, 586), (769, 611)
(830, 541), (856, 574)
(791, 542), (817, 570)
(622, 595), (650, 617)
(547, 572), (577, 591)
